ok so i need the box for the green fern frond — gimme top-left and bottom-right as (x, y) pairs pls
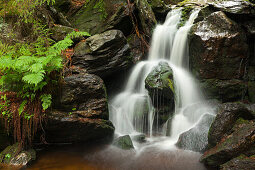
(22, 71), (45, 85)
(29, 63), (44, 73)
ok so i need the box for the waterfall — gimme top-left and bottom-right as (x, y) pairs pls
(110, 8), (214, 147)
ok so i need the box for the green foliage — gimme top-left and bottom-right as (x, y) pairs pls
(0, 31), (90, 114)
(178, 6), (193, 27)
(0, 94), (11, 119)
(93, 0), (107, 20)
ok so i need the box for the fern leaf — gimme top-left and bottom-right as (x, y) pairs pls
(22, 71), (45, 85)
(29, 63), (44, 73)
(40, 94), (52, 110)
(0, 56), (14, 69)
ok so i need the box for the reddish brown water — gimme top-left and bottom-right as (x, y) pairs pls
(25, 143), (211, 170)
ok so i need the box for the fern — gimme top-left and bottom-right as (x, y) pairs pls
(0, 31), (90, 111)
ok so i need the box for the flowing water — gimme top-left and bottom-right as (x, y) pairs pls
(110, 8), (215, 147)
(26, 8), (216, 170)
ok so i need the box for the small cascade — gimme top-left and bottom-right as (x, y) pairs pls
(110, 7), (214, 149)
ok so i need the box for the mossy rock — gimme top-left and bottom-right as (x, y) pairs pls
(0, 143), (20, 164)
(113, 135), (134, 150)
(220, 154), (255, 170)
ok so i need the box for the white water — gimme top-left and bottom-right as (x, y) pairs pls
(110, 8), (214, 150)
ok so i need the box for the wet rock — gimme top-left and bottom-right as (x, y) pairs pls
(209, 0), (255, 16)
(132, 134), (146, 143)
(201, 120), (255, 167)
(189, 11), (248, 80)
(208, 103), (254, 147)
(53, 0), (72, 14)
(248, 81), (255, 103)
(176, 113), (215, 153)
(135, 0), (157, 37)
(145, 62), (175, 126)
(57, 73), (108, 119)
(9, 149), (36, 166)
(200, 79), (247, 102)
(113, 135), (134, 150)
(48, 6), (72, 27)
(0, 143), (35, 167)
(147, 0), (171, 22)
(44, 111), (114, 143)
(50, 24), (75, 41)
(73, 30), (132, 79)
(220, 154), (255, 170)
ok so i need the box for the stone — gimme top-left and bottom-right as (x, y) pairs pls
(69, 0), (130, 35)
(209, 0), (255, 16)
(145, 62), (175, 126)
(135, 0), (157, 37)
(44, 111), (114, 143)
(147, 0), (171, 22)
(189, 11), (248, 80)
(0, 123), (10, 152)
(73, 30), (133, 78)
(220, 154), (255, 170)
(57, 73), (108, 119)
(208, 103), (254, 147)
(50, 24), (75, 41)
(199, 79), (247, 102)
(0, 143), (20, 164)
(132, 134), (146, 143)
(176, 113), (215, 153)
(248, 81), (255, 103)
(9, 149), (36, 166)
(113, 135), (134, 150)
(201, 120), (255, 167)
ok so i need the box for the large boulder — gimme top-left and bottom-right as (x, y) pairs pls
(189, 11), (248, 80)
(176, 113), (215, 153)
(147, 0), (170, 22)
(57, 73), (108, 119)
(208, 103), (254, 147)
(68, 0), (132, 35)
(201, 120), (255, 167)
(44, 111), (114, 143)
(135, 0), (157, 38)
(199, 79), (247, 102)
(73, 30), (132, 79)
(220, 154), (255, 170)
(145, 62), (175, 126)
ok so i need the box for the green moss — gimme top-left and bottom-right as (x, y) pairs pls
(179, 6), (193, 27)
(168, 78), (174, 92)
(93, 0), (108, 20)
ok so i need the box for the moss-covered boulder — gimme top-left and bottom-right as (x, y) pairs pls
(200, 79), (247, 102)
(145, 62), (175, 127)
(135, 0), (157, 37)
(113, 135), (134, 150)
(189, 11), (248, 80)
(73, 30), (133, 79)
(220, 154), (255, 170)
(0, 143), (35, 167)
(201, 120), (255, 167)
(208, 103), (254, 147)
(69, 0), (132, 35)
(176, 113), (215, 153)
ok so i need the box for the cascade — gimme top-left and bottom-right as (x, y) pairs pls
(109, 8), (214, 148)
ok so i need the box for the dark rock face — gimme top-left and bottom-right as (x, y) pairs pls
(113, 135), (134, 150)
(73, 30), (132, 79)
(189, 11), (248, 80)
(201, 120), (255, 167)
(145, 62), (175, 126)
(0, 123), (10, 152)
(220, 155), (255, 170)
(209, 0), (255, 16)
(135, 0), (157, 37)
(58, 73), (108, 119)
(208, 103), (254, 147)
(48, 72), (114, 143)
(176, 113), (215, 153)
(44, 111), (114, 143)
(147, 0), (170, 22)
(200, 79), (247, 102)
